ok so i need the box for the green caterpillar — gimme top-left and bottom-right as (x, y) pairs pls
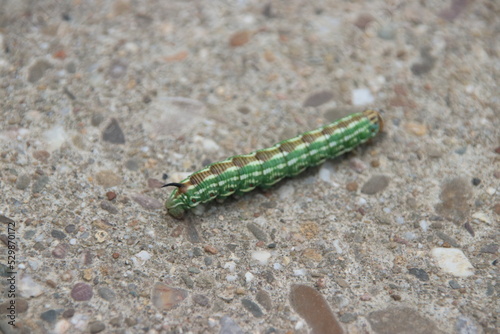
(164, 109), (383, 218)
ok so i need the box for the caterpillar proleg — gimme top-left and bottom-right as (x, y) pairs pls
(164, 109), (383, 219)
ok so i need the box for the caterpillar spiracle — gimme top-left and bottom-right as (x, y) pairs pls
(163, 109), (383, 219)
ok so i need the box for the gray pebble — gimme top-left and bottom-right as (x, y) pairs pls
(15, 174), (30, 190)
(32, 175), (49, 193)
(28, 60), (53, 83)
(408, 268), (429, 281)
(40, 309), (57, 323)
(181, 275), (194, 289)
(131, 194), (163, 210)
(65, 224), (76, 234)
(89, 321), (106, 334)
(436, 231), (460, 247)
(102, 118), (125, 144)
(255, 289), (272, 311)
(241, 298), (264, 318)
(303, 91), (334, 107)
(411, 48), (436, 76)
(246, 223), (268, 242)
(97, 287), (116, 302)
(192, 294), (210, 307)
(480, 244), (498, 254)
(188, 267), (201, 274)
(377, 24), (396, 40)
(125, 158), (141, 171)
(220, 316), (243, 334)
(51, 229), (66, 240)
(100, 201), (118, 214)
(23, 230), (36, 239)
(339, 312), (357, 323)
(361, 175), (390, 195)
(449, 280), (461, 289)
(91, 113), (105, 127)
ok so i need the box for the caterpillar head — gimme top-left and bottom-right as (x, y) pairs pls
(163, 183), (187, 219)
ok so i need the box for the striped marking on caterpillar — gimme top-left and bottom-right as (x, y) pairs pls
(163, 109), (383, 218)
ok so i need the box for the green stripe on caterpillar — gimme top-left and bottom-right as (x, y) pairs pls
(163, 109), (383, 219)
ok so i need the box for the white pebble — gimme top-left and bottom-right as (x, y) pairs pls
(395, 216), (405, 225)
(28, 260), (39, 270)
(251, 251), (271, 265)
(192, 204), (206, 216)
(293, 269), (307, 276)
(273, 263), (282, 270)
(431, 248), (474, 277)
(403, 232), (416, 240)
(357, 198), (367, 206)
(332, 240), (343, 254)
(486, 187), (496, 195)
(472, 212), (491, 224)
(226, 274), (238, 282)
(295, 320), (305, 330)
(44, 125), (68, 152)
(253, 216), (267, 226)
(19, 275), (44, 298)
(318, 165), (331, 183)
(223, 261), (236, 272)
(419, 220), (429, 232)
(352, 88), (375, 106)
(245, 272), (254, 283)
(54, 319), (71, 334)
(193, 135), (220, 152)
(383, 207), (391, 213)
(135, 250), (151, 261)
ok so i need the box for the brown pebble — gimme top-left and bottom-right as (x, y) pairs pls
(112, 252), (120, 259)
(106, 191), (116, 200)
(289, 284), (343, 334)
(346, 182), (358, 192)
(52, 243), (69, 259)
(360, 293), (372, 301)
(204, 244), (218, 254)
(495, 146), (500, 154)
(493, 203), (500, 215)
(315, 277), (327, 289)
(71, 282), (93, 301)
(147, 178), (164, 188)
(170, 225), (184, 238)
(354, 13), (375, 30)
(229, 30), (251, 47)
(33, 150), (50, 162)
(391, 294), (402, 301)
(62, 309), (75, 318)
(151, 282), (188, 311)
(442, 242), (452, 248)
(404, 122), (427, 136)
(464, 222), (475, 237)
(371, 160), (380, 168)
(164, 50), (188, 62)
(255, 240), (266, 247)
(46, 279), (57, 288)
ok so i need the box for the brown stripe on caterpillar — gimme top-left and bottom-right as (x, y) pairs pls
(255, 148), (281, 161)
(232, 155), (259, 167)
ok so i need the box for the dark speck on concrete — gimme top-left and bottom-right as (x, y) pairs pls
(102, 118), (125, 144)
(408, 268), (429, 281)
(241, 299), (264, 318)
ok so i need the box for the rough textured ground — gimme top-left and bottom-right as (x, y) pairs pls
(0, 0), (499, 333)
